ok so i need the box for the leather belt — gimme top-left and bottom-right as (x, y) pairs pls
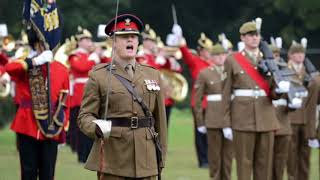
(108, 117), (154, 129)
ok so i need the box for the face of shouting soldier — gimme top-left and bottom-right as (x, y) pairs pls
(289, 52), (305, 64)
(114, 34), (139, 61)
(241, 31), (261, 51)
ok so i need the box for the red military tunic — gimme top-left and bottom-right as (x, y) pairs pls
(100, 56), (112, 63)
(0, 52), (9, 66)
(137, 52), (182, 106)
(0, 65), (5, 75)
(5, 60), (70, 141)
(180, 45), (209, 107)
(68, 49), (96, 108)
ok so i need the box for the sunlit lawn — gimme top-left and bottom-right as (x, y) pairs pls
(0, 108), (319, 179)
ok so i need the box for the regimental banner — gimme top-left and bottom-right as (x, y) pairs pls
(23, 0), (62, 51)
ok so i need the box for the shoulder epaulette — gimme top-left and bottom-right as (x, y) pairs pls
(139, 62), (156, 69)
(93, 63), (109, 71)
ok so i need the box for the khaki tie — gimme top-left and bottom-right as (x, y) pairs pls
(125, 64), (134, 78)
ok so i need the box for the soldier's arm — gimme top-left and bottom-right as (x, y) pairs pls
(62, 67), (71, 131)
(194, 71), (206, 127)
(4, 59), (29, 80)
(68, 55), (95, 73)
(0, 52), (8, 66)
(269, 79), (282, 100)
(77, 71), (101, 139)
(222, 57), (233, 126)
(180, 45), (197, 69)
(153, 71), (167, 167)
(304, 77), (320, 138)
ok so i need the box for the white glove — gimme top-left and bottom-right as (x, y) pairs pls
(155, 55), (166, 65)
(88, 52), (101, 64)
(288, 97), (302, 109)
(172, 24), (183, 37)
(166, 33), (182, 47)
(275, 81), (290, 93)
(222, 127), (233, 141)
(197, 126), (207, 134)
(308, 139), (320, 148)
(93, 119), (112, 139)
(33, 50), (53, 66)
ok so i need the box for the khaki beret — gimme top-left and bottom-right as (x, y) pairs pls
(239, 22), (257, 35)
(269, 44), (281, 53)
(210, 44), (227, 55)
(288, 43), (306, 54)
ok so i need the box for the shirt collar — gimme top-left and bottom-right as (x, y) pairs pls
(115, 58), (136, 71)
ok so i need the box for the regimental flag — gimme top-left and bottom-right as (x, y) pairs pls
(23, 0), (62, 51)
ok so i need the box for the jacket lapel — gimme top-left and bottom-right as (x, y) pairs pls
(133, 63), (144, 84)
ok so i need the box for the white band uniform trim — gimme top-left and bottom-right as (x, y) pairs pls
(272, 99), (287, 106)
(207, 94), (222, 101)
(73, 77), (89, 84)
(69, 77), (89, 95)
(233, 89), (267, 97)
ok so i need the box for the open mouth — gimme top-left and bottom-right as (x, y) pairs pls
(126, 45), (133, 50)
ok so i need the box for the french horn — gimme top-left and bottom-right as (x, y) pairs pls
(160, 69), (188, 102)
(0, 72), (10, 98)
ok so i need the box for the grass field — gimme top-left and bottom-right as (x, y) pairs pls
(0, 108), (319, 180)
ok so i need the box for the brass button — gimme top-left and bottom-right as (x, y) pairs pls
(133, 112), (138, 116)
(132, 83), (135, 87)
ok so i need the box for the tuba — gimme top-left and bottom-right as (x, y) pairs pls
(54, 36), (77, 68)
(160, 69), (188, 102)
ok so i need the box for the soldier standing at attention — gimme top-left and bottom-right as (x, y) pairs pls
(78, 14), (167, 180)
(194, 43), (233, 180)
(223, 20), (280, 180)
(269, 43), (292, 180)
(286, 42), (320, 180)
(169, 24), (212, 167)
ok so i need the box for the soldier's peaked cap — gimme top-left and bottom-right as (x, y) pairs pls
(105, 14), (144, 36)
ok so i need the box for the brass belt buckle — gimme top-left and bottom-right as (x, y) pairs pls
(131, 117), (139, 129)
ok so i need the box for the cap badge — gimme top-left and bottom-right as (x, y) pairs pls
(125, 18), (131, 26)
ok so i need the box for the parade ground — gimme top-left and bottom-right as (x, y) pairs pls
(0, 108), (319, 180)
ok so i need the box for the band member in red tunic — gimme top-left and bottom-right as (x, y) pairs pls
(5, 28), (69, 180)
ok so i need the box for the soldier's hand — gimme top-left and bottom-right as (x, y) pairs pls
(308, 139), (320, 148)
(88, 52), (101, 64)
(222, 127), (233, 141)
(95, 125), (103, 138)
(288, 98), (302, 109)
(275, 81), (290, 93)
(197, 126), (207, 134)
(172, 24), (183, 37)
(93, 119), (112, 139)
(33, 50), (53, 66)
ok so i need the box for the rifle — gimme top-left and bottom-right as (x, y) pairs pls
(258, 41), (308, 106)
